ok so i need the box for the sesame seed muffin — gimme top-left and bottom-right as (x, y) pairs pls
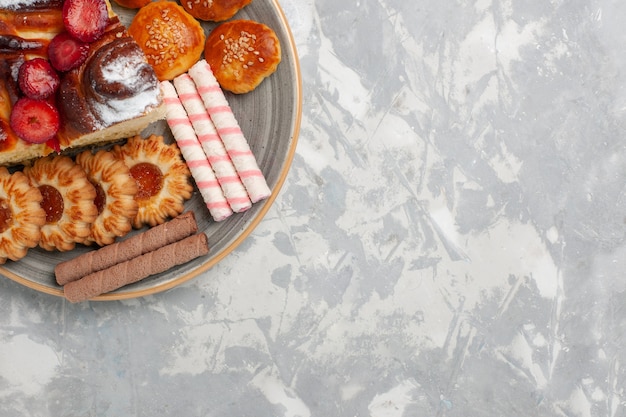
(180, 0), (253, 22)
(128, 1), (206, 81)
(204, 19), (281, 94)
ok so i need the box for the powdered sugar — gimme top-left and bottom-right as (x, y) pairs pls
(91, 49), (161, 128)
(94, 89), (160, 128)
(0, 0), (43, 9)
(99, 55), (142, 85)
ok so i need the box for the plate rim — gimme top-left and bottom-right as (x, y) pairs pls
(0, 0), (303, 301)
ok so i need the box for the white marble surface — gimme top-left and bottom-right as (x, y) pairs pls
(2, 0), (626, 415)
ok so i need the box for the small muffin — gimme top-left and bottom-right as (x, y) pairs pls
(24, 155), (98, 252)
(181, 0), (252, 22)
(0, 168), (46, 263)
(204, 19), (281, 94)
(112, 134), (193, 229)
(75, 149), (139, 246)
(128, 0), (206, 81)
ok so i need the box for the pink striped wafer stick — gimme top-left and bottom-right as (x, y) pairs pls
(161, 81), (233, 222)
(188, 59), (271, 203)
(173, 74), (252, 213)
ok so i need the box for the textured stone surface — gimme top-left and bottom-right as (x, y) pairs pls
(1, 0), (626, 415)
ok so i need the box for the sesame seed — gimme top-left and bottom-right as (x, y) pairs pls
(143, 9), (189, 64)
(219, 30), (264, 71)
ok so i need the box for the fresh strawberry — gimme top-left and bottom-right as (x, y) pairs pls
(10, 98), (60, 144)
(47, 32), (89, 72)
(62, 0), (109, 43)
(17, 58), (60, 100)
(46, 137), (61, 153)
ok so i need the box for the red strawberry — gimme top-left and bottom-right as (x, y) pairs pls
(63, 0), (109, 43)
(18, 58), (60, 100)
(46, 137), (61, 153)
(10, 98), (60, 144)
(47, 32), (89, 72)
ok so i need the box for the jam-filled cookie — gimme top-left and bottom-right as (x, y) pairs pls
(180, 0), (252, 21)
(128, 1), (205, 81)
(0, 168), (46, 263)
(24, 155), (98, 251)
(112, 135), (193, 228)
(75, 149), (139, 246)
(204, 19), (281, 94)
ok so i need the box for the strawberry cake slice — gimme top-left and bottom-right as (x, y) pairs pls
(0, 0), (165, 166)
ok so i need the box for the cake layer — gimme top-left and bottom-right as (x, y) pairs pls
(0, 0), (164, 166)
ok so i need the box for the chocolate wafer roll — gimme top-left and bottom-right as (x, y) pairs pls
(55, 211), (197, 285)
(64, 233), (209, 303)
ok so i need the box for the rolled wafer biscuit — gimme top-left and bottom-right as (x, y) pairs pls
(161, 81), (234, 222)
(64, 233), (209, 303)
(54, 211), (198, 285)
(188, 60), (271, 203)
(173, 73), (252, 213)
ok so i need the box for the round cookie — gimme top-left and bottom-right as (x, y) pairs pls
(75, 149), (139, 246)
(204, 19), (281, 94)
(24, 155), (98, 252)
(180, 0), (252, 22)
(0, 168), (45, 263)
(128, 1), (206, 81)
(112, 134), (193, 229)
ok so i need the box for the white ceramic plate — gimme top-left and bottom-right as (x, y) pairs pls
(0, 0), (302, 300)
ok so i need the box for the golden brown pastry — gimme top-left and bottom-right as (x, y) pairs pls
(75, 149), (139, 246)
(0, 167), (46, 264)
(112, 135), (193, 229)
(180, 0), (252, 22)
(24, 155), (98, 251)
(204, 19), (281, 94)
(128, 1), (206, 81)
(0, 1), (165, 167)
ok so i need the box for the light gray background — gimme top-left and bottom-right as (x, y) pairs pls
(2, 0), (626, 416)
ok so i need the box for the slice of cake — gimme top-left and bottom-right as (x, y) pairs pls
(0, 0), (165, 166)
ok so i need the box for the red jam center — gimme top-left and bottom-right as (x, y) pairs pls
(93, 182), (105, 215)
(39, 184), (64, 223)
(130, 162), (163, 200)
(0, 198), (12, 233)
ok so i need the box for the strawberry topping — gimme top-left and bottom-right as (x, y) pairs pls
(62, 0), (109, 43)
(9, 98), (60, 144)
(17, 58), (60, 100)
(46, 137), (61, 153)
(47, 32), (89, 72)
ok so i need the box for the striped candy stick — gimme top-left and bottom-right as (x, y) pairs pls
(188, 59), (271, 203)
(173, 74), (252, 213)
(161, 81), (233, 222)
